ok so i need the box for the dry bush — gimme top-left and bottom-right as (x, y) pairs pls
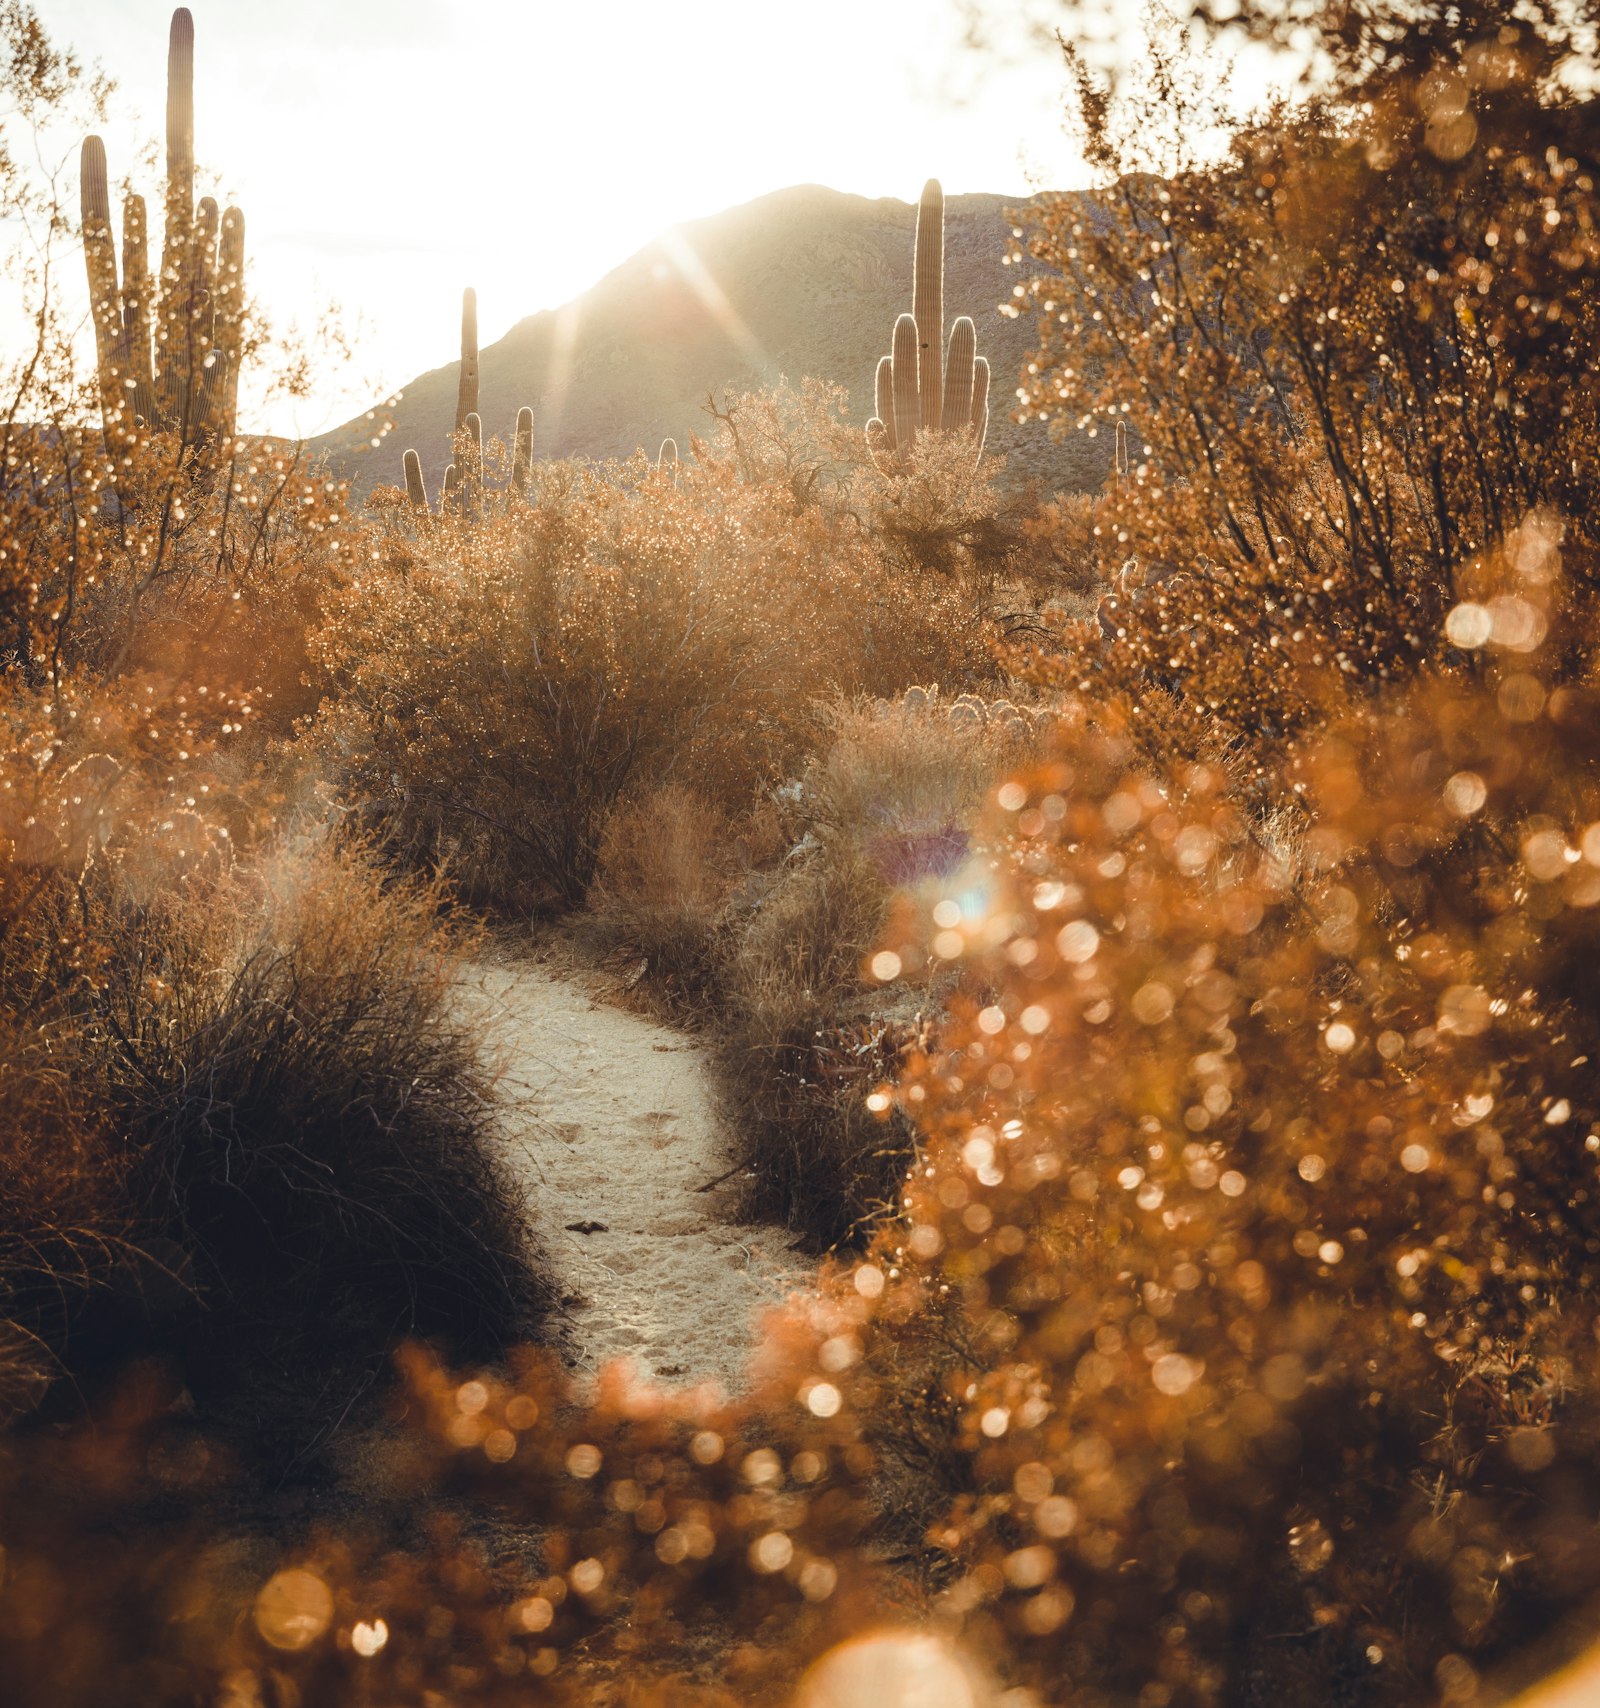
(588, 784), (742, 993)
(718, 691), (1052, 1247)
(318, 444), (993, 911)
(2, 795), (543, 1428)
(1010, 0), (1598, 777)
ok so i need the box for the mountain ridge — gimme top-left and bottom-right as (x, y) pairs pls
(313, 182), (1110, 501)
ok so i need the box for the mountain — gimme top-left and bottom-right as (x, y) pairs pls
(312, 183), (1111, 502)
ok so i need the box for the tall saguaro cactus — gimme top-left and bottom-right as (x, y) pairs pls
(866, 179), (990, 471)
(456, 287), (479, 435)
(912, 178), (944, 433)
(79, 7), (247, 452)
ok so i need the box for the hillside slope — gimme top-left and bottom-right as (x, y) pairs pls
(313, 184), (1108, 501)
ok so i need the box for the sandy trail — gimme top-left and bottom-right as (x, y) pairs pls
(462, 952), (809, 1394)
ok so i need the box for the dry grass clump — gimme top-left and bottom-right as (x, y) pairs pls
(85, 836), (544, 1387)
(0, 704), (543, 1425)
(588, 784), (745, 994)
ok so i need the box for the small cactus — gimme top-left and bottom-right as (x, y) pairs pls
(513, 407), (535, 490)
(402, 448), (428, 510)
(866, 180), (988, 471)
(1115, 417), (1129, 478)
(656, 437), (678, 470)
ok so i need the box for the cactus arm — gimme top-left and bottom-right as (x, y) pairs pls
(463, 410), (483, 499)
(940, 316), (976, 434)
(456, 287), (479, 434)
(1114, 417), (1129, 477)
(874, 354), (896, 451)
(194, 347), (228, 439)
(441, 462), (460, 515)
(157, 7), (196, 423)
(891, 313), (920, 469)
(216, 206), (245, 438)
(512, 406), (534, 489)
(403, 448), (428, 510)
(656, 437), (678, 468)
(80, 136), (131, 438)
(971, 357), (990, 461)
(121, 191), (156, 424)
(191, 194), (219, 364)
(912, 179), (944, 432)
(865, 418), (896, 473)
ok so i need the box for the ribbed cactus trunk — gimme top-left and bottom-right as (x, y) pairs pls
(157, 7), (195, 426)
(874, 355), (896, 452)
(864, 180), (988, 472)
(456, 288), (479, 435)
(891, 314), (921, 468)
(462, 410), (484, 503)
(939, 317), (976, 434)
(121, 193), (156, 424)
(912, 179), (944, 432)
(513, 407), (535, 490)
(216, 206), (246, 433)
(403, 448), (428, 510)
(79, 137), (130, 441)
(79, 8), (247, 458)
(971, 357), (990, 458)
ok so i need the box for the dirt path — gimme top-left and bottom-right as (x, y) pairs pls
(462, 952), (809, 1394)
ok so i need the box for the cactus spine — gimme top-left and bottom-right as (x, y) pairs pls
(80, 8), (246, 452)
(866, 179), (988, 471)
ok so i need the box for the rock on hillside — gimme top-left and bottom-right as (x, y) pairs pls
(313, 183), (1112, 503)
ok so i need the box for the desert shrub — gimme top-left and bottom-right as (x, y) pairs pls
(1008, 0), (1598, 779)
(788, 633), (1600, 1705)
(318, 447), (993, 911)
(588, 783), (743, 993)
(718, 691), (1052, 1246)
(2, 771), (543, 1422)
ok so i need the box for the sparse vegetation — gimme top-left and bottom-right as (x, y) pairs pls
(2, 0), (1598, 1704)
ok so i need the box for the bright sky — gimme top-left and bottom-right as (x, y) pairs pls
(28, 0), (1127, 436)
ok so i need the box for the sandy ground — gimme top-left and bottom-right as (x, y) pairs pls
(461, 951), (810, 1394)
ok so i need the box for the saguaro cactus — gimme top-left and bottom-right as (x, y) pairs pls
(401, 288), (541, 515)
(912, 178), (943, 432)
(456, 287), (479, 435)
(403, 448), (428, 511)
(865, 179), (989, 471)
(513, 407), (535, 490)
(79, 7), (246, 452)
